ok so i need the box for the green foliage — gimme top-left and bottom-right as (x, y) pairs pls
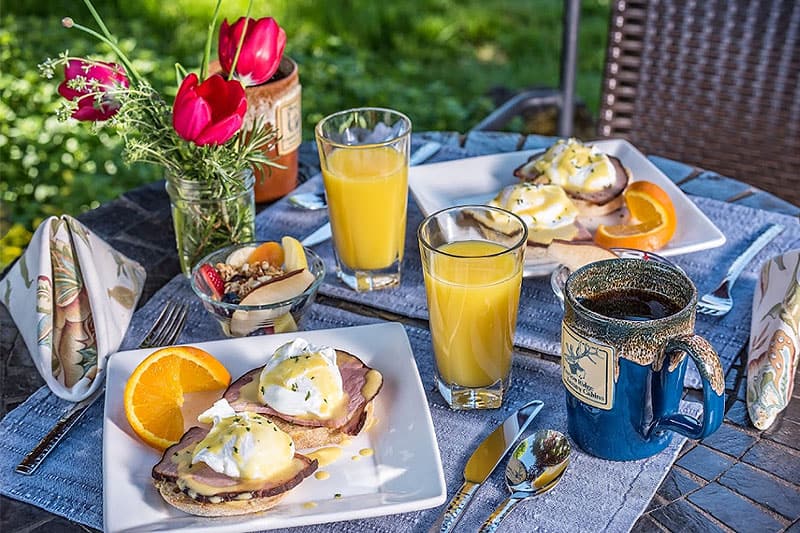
(1, 0), (610, 269)
(0, 13), (175, 257)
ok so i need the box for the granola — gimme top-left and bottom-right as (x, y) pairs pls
(215, 260), (285, 299)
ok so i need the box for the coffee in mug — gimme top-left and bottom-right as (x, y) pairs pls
(561, 258), (725, 460)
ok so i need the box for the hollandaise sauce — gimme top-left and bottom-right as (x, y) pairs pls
(256, 340), (349, 422)
(171, 412), (296, 498)
(361, 370), (382, 400)
(534, 138), (615, 193)
(424, 240), (522, 388)
(307, 446), (343, 467)
(488, 183), (579, 244)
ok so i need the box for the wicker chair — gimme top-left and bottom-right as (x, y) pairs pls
(598, 0), (800, 206)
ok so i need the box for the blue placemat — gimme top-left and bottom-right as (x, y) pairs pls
(0, 282), (698, 532)
(253, 162), (800, 389)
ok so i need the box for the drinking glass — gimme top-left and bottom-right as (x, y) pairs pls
(418, 205), (528, 409)
(315, 108), (411, 291)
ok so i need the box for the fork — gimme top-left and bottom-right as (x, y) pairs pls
(136, 300), (189, 349)
(696, 224), (784, 317)
(15, 300), (188, 475)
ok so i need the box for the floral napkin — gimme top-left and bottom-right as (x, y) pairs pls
(747, 249), (800, 430)
(0, 216), (146, 401)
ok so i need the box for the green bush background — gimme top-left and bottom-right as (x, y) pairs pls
(0, 0), (610, 268)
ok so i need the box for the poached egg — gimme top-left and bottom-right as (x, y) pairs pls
(487, 183), (581, 244)
(257, 338), (345, 420)
(532, 138), (616, 194)
(191, 399), (294, 480)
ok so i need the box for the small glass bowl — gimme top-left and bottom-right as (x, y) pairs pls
(550, 248), (680, 309)
(190, 242), (326, 337)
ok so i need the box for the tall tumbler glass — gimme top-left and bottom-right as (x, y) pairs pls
(315, 108), (411, 291)
(418, 205), (528, 409)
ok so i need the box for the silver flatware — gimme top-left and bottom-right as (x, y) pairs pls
(301, 141), (442, 247)
(478, 429), (571, 532)
(409, 140), (443, 167)
(288, 191), (327, 211)
(301, 221), (333, 247)
(15, 300), (188, 475)
(696, 223), (784, 317)
(428, 399), (544, 533)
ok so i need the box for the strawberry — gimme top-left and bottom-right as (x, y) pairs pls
(198, 263), (224, 300)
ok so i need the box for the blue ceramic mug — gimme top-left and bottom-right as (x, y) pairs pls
(561, 258), (725, 461)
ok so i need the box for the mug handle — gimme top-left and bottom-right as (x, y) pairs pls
(653, 334), (725, 440)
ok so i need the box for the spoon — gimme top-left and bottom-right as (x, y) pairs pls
(288, 191), (327, 210)
(478, 429), (571, 533)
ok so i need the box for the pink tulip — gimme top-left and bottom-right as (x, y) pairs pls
(218, 17), (286, 87)
(172, 73), (247, 146)
(57, 59), (129, 121)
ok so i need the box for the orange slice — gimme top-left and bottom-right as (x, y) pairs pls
(123, 346), (230, 451)
(594, 181), (677, 251)
(247, 241), (285, 266)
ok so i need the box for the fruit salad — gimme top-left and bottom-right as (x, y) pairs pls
(191, 237), (325, 337)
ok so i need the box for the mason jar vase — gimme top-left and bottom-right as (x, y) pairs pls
(165, 171), (256, 276)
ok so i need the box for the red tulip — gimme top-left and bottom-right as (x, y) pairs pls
(172, 73), (247, 146)
(218, 17), (286, 87)
(57, 59), (129, 121)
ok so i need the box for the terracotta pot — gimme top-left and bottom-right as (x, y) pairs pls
(241, 58), (302, 203)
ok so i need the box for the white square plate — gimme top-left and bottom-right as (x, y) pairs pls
(409, 138), (726, 274)
(103, 323), (445, 533)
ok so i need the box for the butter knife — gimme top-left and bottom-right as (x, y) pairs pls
(428, 399), (544, 533)
(301, 140), (442, 247)
(15, 385), (105, 475)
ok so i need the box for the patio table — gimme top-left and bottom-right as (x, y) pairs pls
(2, 131), (799, 532)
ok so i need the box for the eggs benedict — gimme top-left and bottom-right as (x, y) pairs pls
(514, 138), (630, 216)
(223, 339), (383, 449)
(151, 399), (317, 516)
(482, 182), (591, 245)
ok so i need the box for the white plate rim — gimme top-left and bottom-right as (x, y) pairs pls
(102, 322), (445, 533)
(409, 138), (726, 271)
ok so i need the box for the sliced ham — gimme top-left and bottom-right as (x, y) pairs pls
(152, 426), (317, 503)
(223, 350), (382, 436)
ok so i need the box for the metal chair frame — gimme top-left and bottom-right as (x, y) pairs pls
(471, 0), (581, 137)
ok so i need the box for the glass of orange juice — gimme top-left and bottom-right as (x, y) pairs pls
(418, 205), (528, 409)
(315, 108), (411, 291)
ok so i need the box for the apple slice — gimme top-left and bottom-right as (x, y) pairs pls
(225, 245), (257, 268)
(229, 269), (315, 336)
(546, 240), (617, 272)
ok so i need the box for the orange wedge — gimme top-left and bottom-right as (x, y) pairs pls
(594, 181), (677, 251)
(247, 241), (285, 266)
(123, 346), (230, 451)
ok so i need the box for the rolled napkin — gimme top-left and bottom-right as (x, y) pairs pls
(0, 215), (146, 401)
(747, 249), (800, 430)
